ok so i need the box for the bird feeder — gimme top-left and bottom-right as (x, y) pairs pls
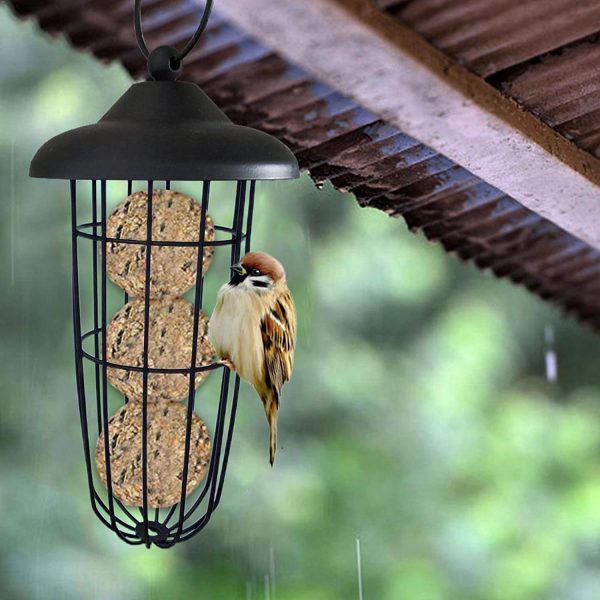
(29, 0), (299, 548)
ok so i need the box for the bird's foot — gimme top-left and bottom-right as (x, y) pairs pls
(220, 358), (236, 372)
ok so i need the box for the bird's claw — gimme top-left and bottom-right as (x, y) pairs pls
(220, 358), (236, 371)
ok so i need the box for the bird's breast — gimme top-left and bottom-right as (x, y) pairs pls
(209, 286), (265, 387)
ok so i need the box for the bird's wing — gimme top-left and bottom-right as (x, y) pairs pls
(260, 289), (297, 404)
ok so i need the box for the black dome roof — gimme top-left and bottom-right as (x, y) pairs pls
(30, 81), (299, 181)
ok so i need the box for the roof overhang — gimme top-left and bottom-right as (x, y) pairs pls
(218, 0), (600, 251)
(7, 0), (600, 330)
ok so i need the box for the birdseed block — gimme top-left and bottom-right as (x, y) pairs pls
(106, 297), (214, 402)
(105, 189), (215, 298)
(95, 400), (212, 508)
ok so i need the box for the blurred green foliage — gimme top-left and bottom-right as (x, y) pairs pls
(2, 6), (600, 600)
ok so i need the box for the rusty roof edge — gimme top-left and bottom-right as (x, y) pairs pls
(216, 0), (600, 253)
(10, 0), (600, 332)
(339, 0), (600, 188)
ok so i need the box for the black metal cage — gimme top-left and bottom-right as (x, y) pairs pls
(68, 178), (258, 548)
(29, 0), (299, 547)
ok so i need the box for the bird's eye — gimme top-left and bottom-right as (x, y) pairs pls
(250, 268), (261, 276)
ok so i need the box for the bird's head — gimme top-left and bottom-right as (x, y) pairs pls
(229, 251), (285, 292)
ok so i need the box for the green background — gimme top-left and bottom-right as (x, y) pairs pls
(2, 6), (600, 599)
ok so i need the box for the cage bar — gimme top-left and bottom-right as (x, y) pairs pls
(70, 179), (255, 548)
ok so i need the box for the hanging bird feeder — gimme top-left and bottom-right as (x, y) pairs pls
(29, 0), (299, 548)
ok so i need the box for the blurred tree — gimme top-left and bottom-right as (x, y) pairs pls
(2, 5), (600, 600)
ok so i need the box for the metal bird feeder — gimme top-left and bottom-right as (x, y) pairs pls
(29, 0), (299, 548)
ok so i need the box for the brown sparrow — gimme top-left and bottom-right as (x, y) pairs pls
(208, 252), (297, 466)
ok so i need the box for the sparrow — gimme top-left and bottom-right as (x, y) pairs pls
(208, 251), (297, 466)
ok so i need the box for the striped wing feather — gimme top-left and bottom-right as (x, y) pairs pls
(260, 290), (296, 404)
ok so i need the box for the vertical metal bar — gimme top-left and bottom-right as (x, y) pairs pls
(91, 181), (102, 434)
(172, 181), (210, 542)
(245, 181), (256, 254)
(72, 181), (148, 539)
(204, 370), (232, 518)
(231, 181), (242, 267)
(103, 186), (136, 527)
(125, 182), (132, 376)
(211, 181), (249, 509)
(71, 181), (99, 513)
(180, 366), (231, 528)
(200, 181), (247, 518)
(214, 375), (240, 505)
(123, 157), (129, 399)
(141, 180), (154, 546)
(100, 180), (119, 532)
(164, 181), (253, 544)
(231, 181), (246, 266)
(123, 290), (130, 406)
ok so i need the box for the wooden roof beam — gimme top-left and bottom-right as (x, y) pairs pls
(217, 0), (600, 250)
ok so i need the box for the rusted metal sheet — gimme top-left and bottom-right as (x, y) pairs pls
(377, 0), (600, 156)
(379, 0), (600, 77)
(8, 0), (600, 329)
(499, 41), (600, 155)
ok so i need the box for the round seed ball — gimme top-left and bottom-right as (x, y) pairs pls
(95, 400), (212, 508)
(106, 189), (215, 298)
(106, 297), (215, 402)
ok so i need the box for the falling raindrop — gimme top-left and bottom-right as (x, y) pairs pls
(10, 137), (16, 287)
(302, 228), (314, 346)
(356, 538), (364, 600)
(246, 581), (253, 600)
(544, 323), (558, 383)
(269, 544), (276, 600)
(264, 574), (271, 600)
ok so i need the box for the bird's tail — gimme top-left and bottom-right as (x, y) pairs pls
(263, 391), (279, 467)
(269, 410), (277, 467)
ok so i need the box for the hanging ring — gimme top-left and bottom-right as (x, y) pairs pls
(134, 0), (213, 62)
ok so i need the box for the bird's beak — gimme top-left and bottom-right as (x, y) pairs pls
(231, 263), (245, 276)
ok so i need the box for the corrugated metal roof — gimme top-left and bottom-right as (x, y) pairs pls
(9, 0), (600, 329)
(378, 0), (600, 156)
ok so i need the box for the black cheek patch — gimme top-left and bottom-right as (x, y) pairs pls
(229, 273), (247, 286)
(252, 280), (270, 288)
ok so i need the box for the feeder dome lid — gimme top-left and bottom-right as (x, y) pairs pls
(30, 81), (300, 181)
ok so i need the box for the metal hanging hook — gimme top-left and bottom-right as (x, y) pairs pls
(134, 0), (213, 62)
